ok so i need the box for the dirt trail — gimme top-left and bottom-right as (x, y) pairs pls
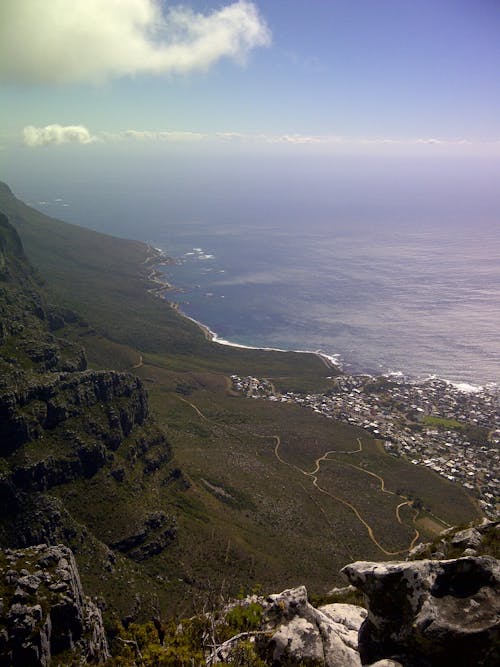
(335, 460), (396, 495)
(396, 500), (411, 524)
(272, 435), (419, 556)
(177, 396), (420, 556)
(178, 396), (210, 421)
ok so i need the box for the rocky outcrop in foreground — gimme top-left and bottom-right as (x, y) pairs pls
(343, 556), (500, 667)
(210, 585), (366, 666)
(208, 550), (499, 667)
(0, 544), (109, 666)
(3, 548), (498, 665)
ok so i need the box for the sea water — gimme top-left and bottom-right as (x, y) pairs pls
(152, 219), (500, 387)
(11, 152), (500, 387)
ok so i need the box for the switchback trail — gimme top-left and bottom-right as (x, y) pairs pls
(272, 435), (420, 556)
(177, 396), (420, 555)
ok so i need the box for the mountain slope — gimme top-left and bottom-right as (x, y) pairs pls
(0, 182), (331, 386)
(0, 183), (482, 620)
(0, 211), (181, 615)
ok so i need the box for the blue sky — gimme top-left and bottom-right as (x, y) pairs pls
(1, 0), (500, 232)
(1, 0), (499, 150)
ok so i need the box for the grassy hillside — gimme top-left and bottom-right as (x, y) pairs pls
(0, 182), (332, 389)
(0, 181), (482, 620)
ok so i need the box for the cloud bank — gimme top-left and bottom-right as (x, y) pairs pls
(22, 125), (494, 152)
(0, 0), (270, 84)
(121, 130), (207, 142)
(23, 125), (97, 147)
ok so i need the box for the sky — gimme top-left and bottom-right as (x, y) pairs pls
(1, 0), (500, 227)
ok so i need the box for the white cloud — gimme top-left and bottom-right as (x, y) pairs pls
(23, 124), (97, 147)
(265, 134), (344, 145)
(359, 138), (400, 145)
(0, 0), (270, 84)
(23, 126), (208, 146)
(415, 138), (443, 145)
(215, 132), (246, 142)
(22, 125), (497, 152)
(124, 130), (207, 142)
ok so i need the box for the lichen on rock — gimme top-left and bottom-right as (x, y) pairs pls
(342, 556), (500, 667)
(210, 586), (365, 666)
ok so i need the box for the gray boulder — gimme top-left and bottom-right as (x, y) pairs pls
(0, 544), (109, 665)
(343, 556), (500, 667)
(451, 527), (483, 551)
(211, 586), (366, 666)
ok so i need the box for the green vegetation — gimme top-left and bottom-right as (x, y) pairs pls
(106, 620), (206, 666)
(422, 415), (489, 445)
(422, 415), (463, 429)
(0, 181), (483, 625)
(106, 601), (266, 667)
(0, 182), (332, 389)
(310, 588), (366, 609)
(223, 602), (263, 638)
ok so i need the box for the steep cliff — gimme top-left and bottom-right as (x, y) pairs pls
(0, 213), (177, 612)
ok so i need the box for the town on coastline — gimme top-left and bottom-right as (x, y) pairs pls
(148, 249), (499, 519)
(231, 373), (499, 518)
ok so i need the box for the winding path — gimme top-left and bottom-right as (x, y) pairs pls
(272, 435), (420, 556)
(177, 396), (421, 555)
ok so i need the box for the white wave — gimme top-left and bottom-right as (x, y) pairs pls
(178, 310), (342, 367)
(443, 379), (484, 394)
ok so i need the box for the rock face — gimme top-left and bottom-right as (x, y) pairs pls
(0, 213), (174, 573)
(343, 557), (500, 667)
(450, 527), (484, 551)
(212, 586), (366, 666)
(111, 510), (177, 561)
(0, 369), (149, 456)
(0, 544), (109, 665)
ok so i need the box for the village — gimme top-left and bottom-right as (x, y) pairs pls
(231, 373), (500, 518)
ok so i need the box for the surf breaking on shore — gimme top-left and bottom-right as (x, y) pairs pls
(182, 310), (342, 371)
(144, 243), (341, 371)
(145, 244), (496, 393)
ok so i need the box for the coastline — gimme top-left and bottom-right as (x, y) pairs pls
(176, 309), (496, 395)
(179, 309), (342, 371)
(143, 243), (341, 372)
(143, 245), (174, 297)
(145, 244), (495, 393)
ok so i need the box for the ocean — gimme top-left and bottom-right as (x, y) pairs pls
(11, 152), (500, 387)
(150, 218), (500, 387)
